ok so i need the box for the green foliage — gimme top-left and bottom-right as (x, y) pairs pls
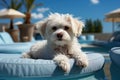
(23, 0), (43, 24)
(94, 19), (103, 33)
(23, 0), (43, 12)
(83, 19), (103, 33)
(23, 0), (35, 12)
(84, 19), (95, 33)
(0, 0), (22, 10)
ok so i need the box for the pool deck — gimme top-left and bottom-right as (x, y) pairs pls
(103, 55), (111, 80)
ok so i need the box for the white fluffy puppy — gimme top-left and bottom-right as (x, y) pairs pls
(22, 13), (88, 73)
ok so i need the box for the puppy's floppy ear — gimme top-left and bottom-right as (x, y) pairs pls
(72, 19), (84, 37)
(36, 20), (47, 38)
(65, 15), (84, 37)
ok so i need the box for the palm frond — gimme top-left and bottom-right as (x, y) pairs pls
(16, 2), (23, 10)
(23, 0), (35, 12)
(0, 0), (9, 8)
(11, 0), (15, 9)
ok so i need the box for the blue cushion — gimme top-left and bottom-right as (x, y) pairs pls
(0, 43), (34, 53)
(0, 37), (4, 44)
(79, 35), (86, 40)
(78, 35), (95, 44)
(0, 32), (14, 44)
(110, 47), (120, 67)
(31, 37), (36, 41)
(0, 32), (38, 53)
(0, 53), (104, 79)
(86, 35), (94, 41)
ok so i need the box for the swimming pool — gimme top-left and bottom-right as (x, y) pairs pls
(81, 44), (110, 54)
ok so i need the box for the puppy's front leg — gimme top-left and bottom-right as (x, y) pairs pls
(22, 52), (31, 58)
(72, 51), (88, 68)
(53, 54), (70, 73)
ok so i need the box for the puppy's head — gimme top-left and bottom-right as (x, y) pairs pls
(37, 13), (84, 46)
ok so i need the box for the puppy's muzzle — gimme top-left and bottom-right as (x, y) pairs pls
(57, 33), (63, 41)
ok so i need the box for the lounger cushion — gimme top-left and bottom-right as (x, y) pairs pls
(0, 53), (104, 79)
(79, 35), (86, 40)
(0, 43), (33, 53)
(78, 35), (95, 44)
(86, 35), (94, 41)
(0, 37), (4, 44)
(0, 32), (14, 44)
(110, 47), (120, 67)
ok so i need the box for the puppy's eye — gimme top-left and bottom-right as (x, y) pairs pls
(64, 26), (69, 30)
(52, 26), (57, 31)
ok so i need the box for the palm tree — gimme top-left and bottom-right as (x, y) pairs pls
(85, 19), (95, 33)
(0, 0), (23, 42)
(0, 0), (23, 29)
(18, 0), (43, 42)
(95, 19), (103, 33)
(0, 0), (43, 42)
(23, 0), (43, 24)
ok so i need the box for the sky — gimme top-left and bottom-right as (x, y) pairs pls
(0, 0), (120, 33)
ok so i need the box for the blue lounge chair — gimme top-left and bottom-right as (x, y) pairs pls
(93, 31), (120, 48)
(93, 40), (120, 48)
(0, 32), (36, 53)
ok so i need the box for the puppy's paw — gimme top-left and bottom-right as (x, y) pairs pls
(58, 60), (70, 73)
(53, 54), (70, 73)
(21, 53), (31, 58)
(76, 58), (88, 68)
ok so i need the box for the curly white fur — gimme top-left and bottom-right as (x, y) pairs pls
(22, 13), (88, 73)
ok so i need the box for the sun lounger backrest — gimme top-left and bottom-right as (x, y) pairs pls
(0, 36), (5, 44)
(31, 37), (36, 41)
(86, 35), (94, 41)
(0, 32), (14, 44)
(79, 35), (86, 40)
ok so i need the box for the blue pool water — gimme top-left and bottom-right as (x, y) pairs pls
(82, 45), (110, 54)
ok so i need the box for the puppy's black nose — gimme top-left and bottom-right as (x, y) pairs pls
(57, 33), (63, 39)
